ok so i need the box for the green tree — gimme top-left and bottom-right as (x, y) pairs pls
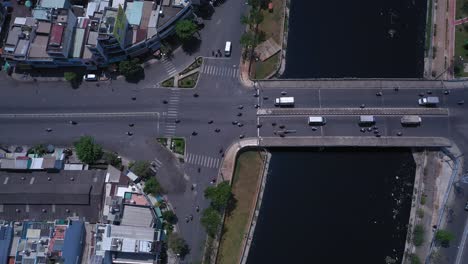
(201, 207), (221, 237)
(102, 152), (121, 167)
(28, 144), (47, 156)
(162, 210), (177, 224)
(143, 177), (162, 195)
(175, 19), (198, 40)
(240, 8), (263, 27)
(409, 254), (421, 264)
(64, 72), (77, 82)
(412, 224), (424, 246)
(240, 32), (258, 48)
(249, 8), (264, 25)
(435, 229), (454, 247)
(74, 136), (103, 164)
(204, 181), (232, 211)
(167, 233), (189, 257)
(119, 59), (144, 81)
(130, 160), (152, 179)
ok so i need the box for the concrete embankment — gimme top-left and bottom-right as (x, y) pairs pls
(211, 136), (453, 264)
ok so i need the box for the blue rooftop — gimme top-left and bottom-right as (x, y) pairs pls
(125, 1), (143, 26)
(62, 221), (85, 264)
(39, 0), (70, 9)
(0, 225), (13, 264)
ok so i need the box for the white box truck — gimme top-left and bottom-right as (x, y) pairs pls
(418, 96), (439, 106)
(359, 115), (375, 125)
(274, 97), (294, 107)
(401, 115), (422, 126)
(308, 116), (326, 125)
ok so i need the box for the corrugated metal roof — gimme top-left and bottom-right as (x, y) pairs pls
(39, 0), (68, 9)
(125, 1), (143, 26)
(72, 28), (85, 58)
(49, 24), (64, 46)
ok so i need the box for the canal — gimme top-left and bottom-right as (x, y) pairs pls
(282, 0), (427, 78)
(246, 148), (416, 263)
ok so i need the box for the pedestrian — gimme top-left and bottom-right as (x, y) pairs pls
(198, 167), (201, 173)
(196, 206), (200, 212)
(189, 215), (193, 221)
(212, 51), (215, 56)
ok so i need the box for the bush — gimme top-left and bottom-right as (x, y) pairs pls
(162, 211), (177, 224)
(409, 254), (421, 264)
(130, 160), (152, 179)
(417, 208), (424, 218)
(64, 72), (77, 81)
(413, 224), (424, 246)
(28, 144), (47, 156)
(420, 194), (426, 205)
(74, 136), (103, 164)
(143, 177), (162, 196)
(435, 229), (454, 247)
(201, 207), (221, 237)
(102, 152), (121, 167)
(161, 77), (174, 87)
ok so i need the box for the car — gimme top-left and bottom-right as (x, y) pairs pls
(83, 73), (98, 81)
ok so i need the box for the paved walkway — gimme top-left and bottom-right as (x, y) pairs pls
(455, 17), (468, 25)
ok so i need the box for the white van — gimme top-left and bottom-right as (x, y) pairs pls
(224, 41), (232, 57)
(83, 73), (98, 81)
(308, 116), (326, 125)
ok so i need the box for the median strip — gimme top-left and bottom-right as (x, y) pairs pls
(258, 107), (449, 116)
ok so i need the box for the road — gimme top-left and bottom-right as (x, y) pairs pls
(0, 1), (468, 264)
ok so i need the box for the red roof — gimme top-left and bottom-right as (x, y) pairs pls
(50, 24), (64, 46)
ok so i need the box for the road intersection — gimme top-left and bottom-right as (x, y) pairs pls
(0, 1), (468, 263)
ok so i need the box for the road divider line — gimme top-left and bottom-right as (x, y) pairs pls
(0, 112), (159, 118)
(257, 108), (449, 116)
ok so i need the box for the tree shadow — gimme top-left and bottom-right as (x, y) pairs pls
(224, 196), (238, 217)
(193, 4), (215, 20)
(182, 37), (201, 55)
(70, 78), (83, 89)
(125, 67), (145, 83)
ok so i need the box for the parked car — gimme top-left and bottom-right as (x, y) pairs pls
(83, 73), (98, 81)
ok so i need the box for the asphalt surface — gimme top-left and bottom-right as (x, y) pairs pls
(0, 1), (468, 264)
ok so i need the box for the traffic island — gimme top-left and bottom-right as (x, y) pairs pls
(161, 77), (175, 88)
(160, 57), (203, 88)
(156, 137), (186, 161)
(178, 72), (199, 88)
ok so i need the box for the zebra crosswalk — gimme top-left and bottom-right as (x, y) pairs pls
(150, 158), (163, 173)
(201, 64), (239, 78)
(165, 89), (180, 136)
(185, 153), (220, 169)
(161, 58), (177, 76)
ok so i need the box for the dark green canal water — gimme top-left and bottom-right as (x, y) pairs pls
(246, 148), (416, 264)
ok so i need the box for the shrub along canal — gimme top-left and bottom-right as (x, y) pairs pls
(246, 148), (416, 263)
